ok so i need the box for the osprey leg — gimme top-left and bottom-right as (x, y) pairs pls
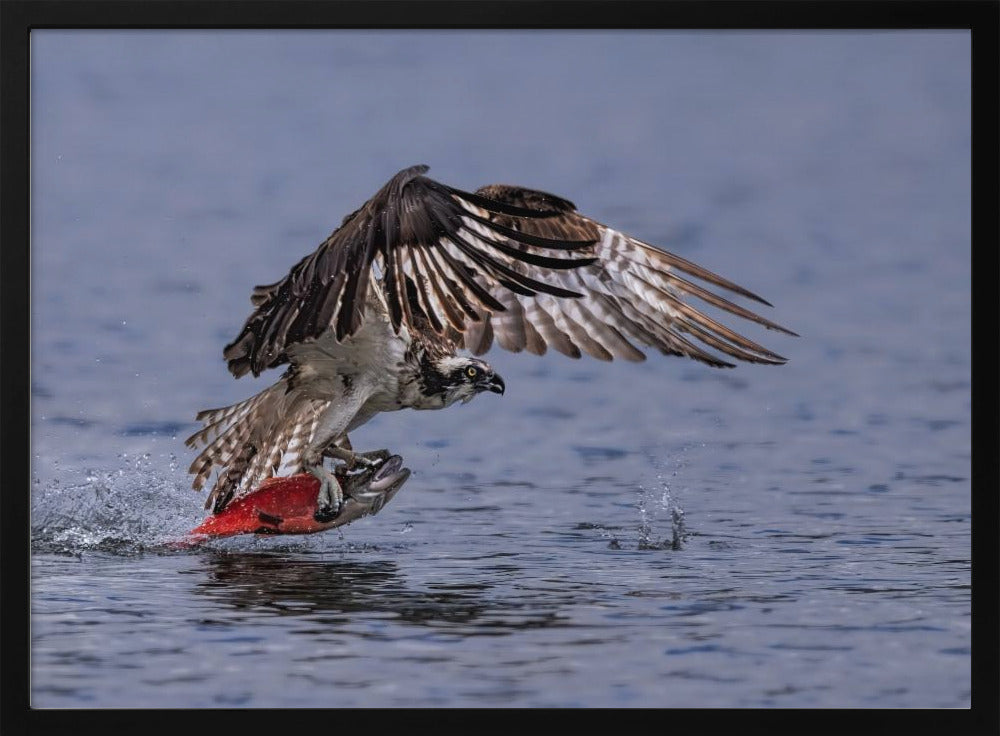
(301, 386), (379, 518)
(311, 453), (405, 523)
(323, 444), (383, 469)
(357, 448), (392, 465)
(308, 464), (345, 523)
(322, 436), (391, 469)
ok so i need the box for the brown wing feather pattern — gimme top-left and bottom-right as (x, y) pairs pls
(457, 184), (797, 367)
(184, 378), (330, 512)
(223, 165), (794, 378)
(223, 165), (598, 378)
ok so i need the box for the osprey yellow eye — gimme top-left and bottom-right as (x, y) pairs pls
(466, 366), (478, 379)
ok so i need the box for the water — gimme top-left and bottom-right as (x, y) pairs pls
(30, 31), (970, 707)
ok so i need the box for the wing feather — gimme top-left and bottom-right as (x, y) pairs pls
(452, 185), (796, 368)
(223, 165), (793, 378)
(492, 292), (530, 353)
(523, 299), (573, 358)
(414, 245), (469, 332)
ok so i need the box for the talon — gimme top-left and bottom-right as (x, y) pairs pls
(307, 465), (345, 522)
(322, 445), (390, 475)
(313, 505), (341, 524)
(357, 448), (391, 467)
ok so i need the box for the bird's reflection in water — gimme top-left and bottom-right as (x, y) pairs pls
(192, 550), (571, 635)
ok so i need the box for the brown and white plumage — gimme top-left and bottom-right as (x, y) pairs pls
(187, 164), (795, 512)
(448, 184), (795, 366)
(186, 377), (330, 512)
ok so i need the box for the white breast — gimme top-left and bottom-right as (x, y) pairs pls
(287, 291), (411, 401)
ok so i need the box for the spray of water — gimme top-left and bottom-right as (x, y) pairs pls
(30, 453), (388, 556)
(635, 446), (690, 551)
(31, 452), (207, 555)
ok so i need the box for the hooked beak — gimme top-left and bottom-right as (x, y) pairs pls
(485, 372), (505, 396)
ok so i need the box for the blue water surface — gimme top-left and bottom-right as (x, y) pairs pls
(30, 30), (970, 708)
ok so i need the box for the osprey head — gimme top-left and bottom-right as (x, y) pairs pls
(426, 356), (505, 406)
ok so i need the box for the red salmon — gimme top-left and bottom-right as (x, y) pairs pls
(189, 474), (334, 538)
(188, 458), (408, 540)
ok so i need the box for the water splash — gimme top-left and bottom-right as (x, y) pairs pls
(31, 452), (204, 556)
(29, 453), (384, 556)
(635, 447), (690, 551)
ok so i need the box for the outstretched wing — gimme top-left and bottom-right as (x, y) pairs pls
(447, 184), (798, 367)
(224, 164), (795, 378)
(224, 164), (599, 377)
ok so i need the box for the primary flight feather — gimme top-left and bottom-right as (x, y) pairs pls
(186, 165), (796, 515)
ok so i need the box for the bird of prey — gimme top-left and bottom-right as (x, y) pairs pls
(186, 164), (795, 518)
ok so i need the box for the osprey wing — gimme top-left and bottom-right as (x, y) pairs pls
(223, 165), (598, 378)
(452, 184), (798, 367)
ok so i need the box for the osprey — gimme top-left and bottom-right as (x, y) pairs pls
(186, 165), (795, 517)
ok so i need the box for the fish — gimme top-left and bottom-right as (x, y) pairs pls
(188, 455), (410, 539)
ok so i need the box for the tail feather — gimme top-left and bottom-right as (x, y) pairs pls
(185, 379), (329, 512)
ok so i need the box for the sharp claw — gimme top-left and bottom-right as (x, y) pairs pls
(308, 449), (408, 525)
(313, 504), (341, 524)
(307, 465), (344, 522)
